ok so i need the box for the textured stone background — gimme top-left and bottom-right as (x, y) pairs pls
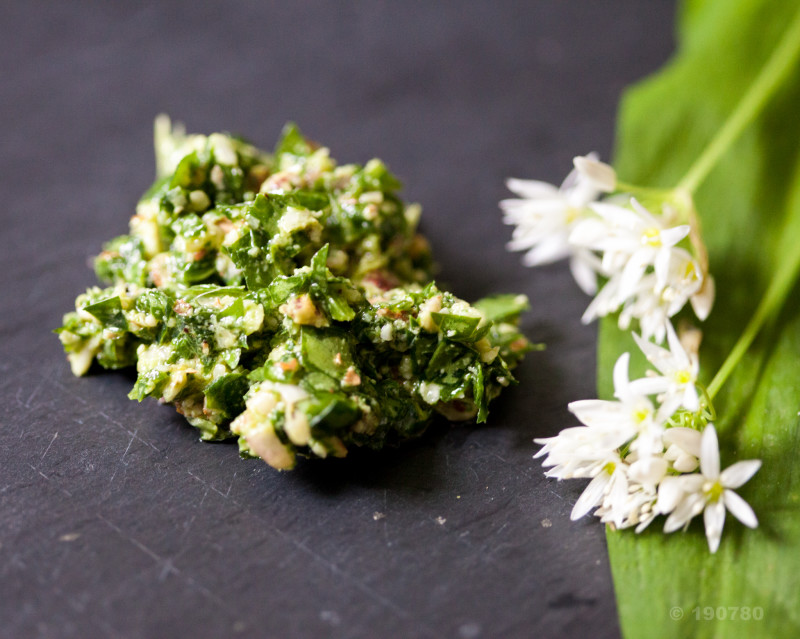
(1, 2), (674, 637)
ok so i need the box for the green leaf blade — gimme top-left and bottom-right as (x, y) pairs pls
(604, 1), (800, 637)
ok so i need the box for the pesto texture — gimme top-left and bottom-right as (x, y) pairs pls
(58, 117), (531, 469)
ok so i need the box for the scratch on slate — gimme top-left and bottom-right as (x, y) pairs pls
(188, 470), (235, 501)
(24, 371), (50, 409)
(181, 514), (197, 540)
(120, 431), (136, 464)
(51, 378), (87, 405)
(224, 472), (237, 498)
(473, 441), (509, 465)
(184, 468), (443, 639)
(108, 431), (138, 485)
(279, 531), (438, 634)
(96, 514), (227, 607)
(97, 410), (159, 452)
(471, 441), (537, 481)
(40, 432), (58, 462)
(27, 463), (72, 498)
(158, 559), (178, 582)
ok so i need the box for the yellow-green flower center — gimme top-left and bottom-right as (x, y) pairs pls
(642, 228), (662, 247)
(602, 461), (616, 475)
(705, 480), (724, 503)
(565, 206), (581, 224)
(673, 369), (693, 385)
(633, 407), (651, 423)
(682, 260), (698, 281)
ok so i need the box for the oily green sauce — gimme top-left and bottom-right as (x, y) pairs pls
(57, 117), (531, 469)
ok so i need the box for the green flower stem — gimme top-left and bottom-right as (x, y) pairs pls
(707, 217), (800, 400)
(678, 7), (800, 195)
(614, 181), (674, 198)
(684, 7), (800, 401)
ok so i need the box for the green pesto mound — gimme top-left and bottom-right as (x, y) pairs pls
(57, 117), (531, 470)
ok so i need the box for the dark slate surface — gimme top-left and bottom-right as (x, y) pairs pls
(0, 2), (675, 637)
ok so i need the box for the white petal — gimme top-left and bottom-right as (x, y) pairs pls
(629, 198), (661, 228)
(654, 247), (673, 291)
(723, 490), (758, 528)
(571, 474), (609, 520)
(627, 376), (671, 397)
(629, 422), (664, 459)
(573, 155), (616, 192)
(720, 459), (762, 489)
(618, 250), (651, 301)
(655, 476), (685, 514)
(612, 353), (631, 400)
(576, 247), (605, 273)
(659, 225), (691, 248)
(596, 235), (640, 255)
(665, 321), (689, 369)
(663, 427), (702, 457)
(606, 473), (630, 528)
(503, 212), (561, 236)
(612, 467), (629, 500)
(655, 393), (683, 424)
(568, 218), (611, 248)
(570, 255), (598, 295)
(591, 201), (643, 230)
(691, 275), (715, 320)
(544, 466), (569, 479)
(664, 493), (702, 533)
(679, 473), (705, 492)
(581, 298), (602, 324)
(628, 456), (668, 486)
(567, 399), (620, 425)
(682, 384), (700, 412)
(650, 316), (668, 345)
(635, 513), (657, 533)
(559, 160), (584, 192)
(581, 281), (620, 324)
(506, 197), (569, 219)
(704, 500), (726, 553)
(505, 178), (559, 199)
(499, 197), (540, 217)
(521, 236), (571, 266)
(700, 424), (720, 479)
(673, 452), (699, 473)
(632, 331), (670, 373)
(506, 228), (543, 251)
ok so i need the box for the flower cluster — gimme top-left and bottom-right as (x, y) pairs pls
(501, 156), (714, 342)
(533, 321), (761, 552)
(504, 155), (764, 552)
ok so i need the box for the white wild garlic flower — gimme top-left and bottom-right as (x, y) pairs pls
(502, 158), (713, 342)
(501, 153), (613, 295)
(533, 320), (760, 553)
